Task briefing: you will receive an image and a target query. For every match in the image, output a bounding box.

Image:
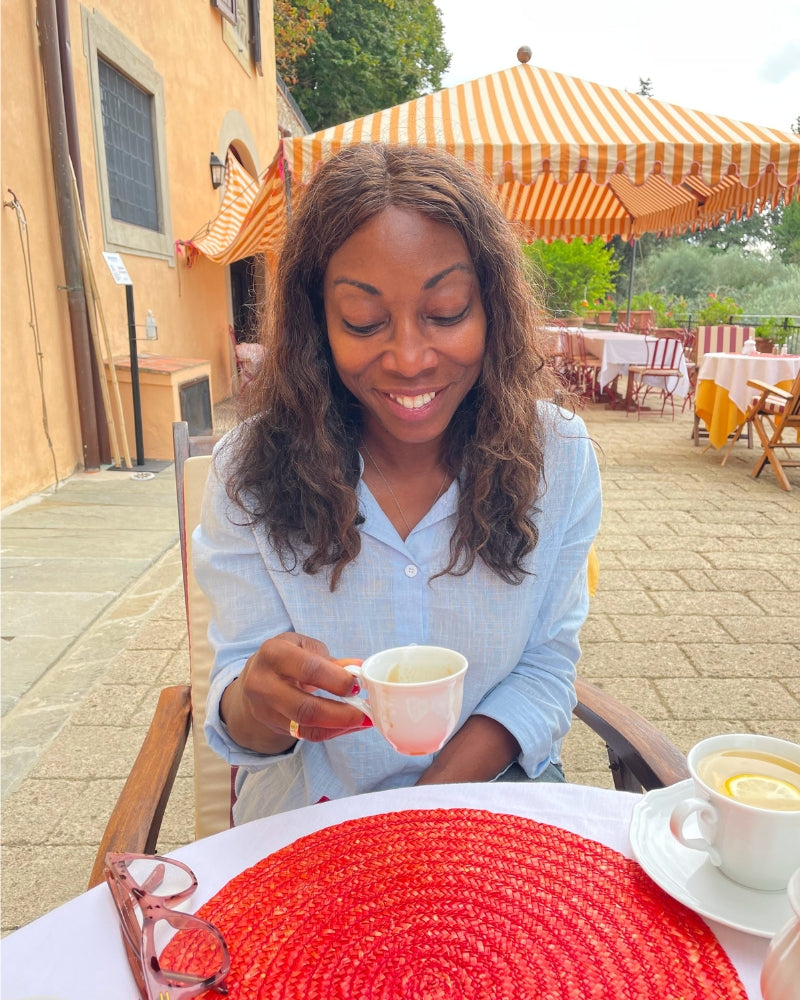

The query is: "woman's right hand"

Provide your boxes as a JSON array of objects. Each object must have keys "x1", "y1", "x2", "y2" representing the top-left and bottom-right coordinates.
[{"x1": 219, "y1": 632, "x2": 369, "y2": 754}]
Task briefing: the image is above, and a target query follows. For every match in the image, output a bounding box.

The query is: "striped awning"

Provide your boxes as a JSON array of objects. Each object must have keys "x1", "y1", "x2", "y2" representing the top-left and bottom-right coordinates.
[
  {"x1": 177, "y1": 149, "x2": 287, "y2": 265},
  {"x1": 282, "y1": 62, "x2": 800, "y2": 243}
]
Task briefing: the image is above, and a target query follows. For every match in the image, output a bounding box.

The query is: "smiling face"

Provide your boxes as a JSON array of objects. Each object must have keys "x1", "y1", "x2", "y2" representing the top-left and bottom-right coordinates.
[{"x1": 323, "y1": 206, "x2": 486, "y2": 454}]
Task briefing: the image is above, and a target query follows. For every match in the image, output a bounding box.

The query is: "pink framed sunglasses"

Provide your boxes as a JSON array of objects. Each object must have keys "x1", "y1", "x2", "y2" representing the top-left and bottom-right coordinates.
[{"x1": 104, "y1": 852, "x2": 230, "y2": 1000}]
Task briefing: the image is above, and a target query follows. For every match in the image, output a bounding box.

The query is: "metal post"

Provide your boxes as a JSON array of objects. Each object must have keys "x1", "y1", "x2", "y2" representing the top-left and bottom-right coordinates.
[
  {"x1": 625, "y1": 239, "x2": 636, "y2": 328},
  {"x1": 125, "y1": 284, "x2": 145, "y2": 465}
]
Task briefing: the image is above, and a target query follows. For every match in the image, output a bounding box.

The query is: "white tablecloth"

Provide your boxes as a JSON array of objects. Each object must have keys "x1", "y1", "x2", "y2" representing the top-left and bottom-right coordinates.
[
  {"x1": 568, "y1": 329, "x2": 690, "y2": 396},
  {"x1": 0, "y1": 783, "x2": 768, "y2": 999},
  {"x1": 697, "y1": 352, "x2": 800, "y2": 413}
]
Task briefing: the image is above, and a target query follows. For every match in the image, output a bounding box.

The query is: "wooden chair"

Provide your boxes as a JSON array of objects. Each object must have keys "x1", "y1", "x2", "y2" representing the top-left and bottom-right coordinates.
[
  {"x1": 745, "y1": 370, "x2": 800, "y2": 491},
  {"x1": 626, "y1": 335, "x2": 685, "y2": 419},
  {"x1": 88, "y1": 422, "x2": 689, "y2": 888},
  {"x1": 719, "y1": 380, "x2": 779, "y2": 467}
]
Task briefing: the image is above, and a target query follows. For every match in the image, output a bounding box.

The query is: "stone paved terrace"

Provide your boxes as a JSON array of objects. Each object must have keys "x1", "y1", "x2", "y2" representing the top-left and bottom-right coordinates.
[{"x1": 1, "y1": 400, "x2": 798, "y2": 935}]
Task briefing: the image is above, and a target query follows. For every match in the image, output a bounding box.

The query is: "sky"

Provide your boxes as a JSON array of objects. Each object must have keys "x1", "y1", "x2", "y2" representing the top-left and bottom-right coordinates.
[{"x1": 434, "y1": 0, "x2": 800, "y2": 134}]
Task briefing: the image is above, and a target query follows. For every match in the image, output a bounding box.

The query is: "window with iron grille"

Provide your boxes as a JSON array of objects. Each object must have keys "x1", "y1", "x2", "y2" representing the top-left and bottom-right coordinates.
[
  {"x1": 98, "y1": 58, "x2": 159, "y2": 231},
  {"x1": 82, "y1": 8, "x2": 173, "y2": 262}
]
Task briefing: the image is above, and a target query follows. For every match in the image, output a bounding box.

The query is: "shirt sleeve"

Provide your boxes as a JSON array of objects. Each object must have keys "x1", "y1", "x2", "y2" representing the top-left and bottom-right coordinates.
[
  {"x1": 192, "y1": 439, "x2": 300, "y2": 768},
  {"x1": 472, "y1": 411, "x2": 602, "y2": 777}
]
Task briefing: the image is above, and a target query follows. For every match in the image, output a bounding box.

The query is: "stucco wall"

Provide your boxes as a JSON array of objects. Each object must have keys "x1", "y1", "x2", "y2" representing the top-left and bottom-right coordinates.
[{"x1": 1, "y1": 0, "x2": 278, "y2": 506}]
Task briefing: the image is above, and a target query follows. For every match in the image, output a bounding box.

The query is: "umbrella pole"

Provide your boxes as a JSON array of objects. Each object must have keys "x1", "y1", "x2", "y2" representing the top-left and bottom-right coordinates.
[{"x1": 625, "y1": 239, "x2": 636, "y2": 328}]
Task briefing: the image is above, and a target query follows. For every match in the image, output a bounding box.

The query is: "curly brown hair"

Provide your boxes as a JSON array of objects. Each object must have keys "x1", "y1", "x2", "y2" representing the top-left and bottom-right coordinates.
[{"x1": 227, "y1": 144, "x2": 562, "y2": 590}]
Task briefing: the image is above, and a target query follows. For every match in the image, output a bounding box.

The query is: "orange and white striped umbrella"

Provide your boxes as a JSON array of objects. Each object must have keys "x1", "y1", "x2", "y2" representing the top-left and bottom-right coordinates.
[
  {"x1": 282, "y1": 62, "x2": 800, "y2": 242},
  {"x1": 182, "y1": 63, "x2": 800, "y2": 261},
  {"x1": 178, "y1": 149, "x2": 288, "y2": 265}
]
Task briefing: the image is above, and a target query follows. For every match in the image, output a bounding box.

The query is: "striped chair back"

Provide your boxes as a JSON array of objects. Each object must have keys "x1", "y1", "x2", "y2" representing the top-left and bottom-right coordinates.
[{"x1": 694, "y1": 325, "x2": 755, "y2": 365}]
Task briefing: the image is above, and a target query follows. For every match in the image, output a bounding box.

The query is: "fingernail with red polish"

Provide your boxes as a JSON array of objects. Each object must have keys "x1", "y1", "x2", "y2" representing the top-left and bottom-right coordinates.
[
  {"x1": 349, "y1": 681, "x2": 361, "y2": 697},
  {"x1": 360, "y1": 715, "x2": 373, "y2": 728}
]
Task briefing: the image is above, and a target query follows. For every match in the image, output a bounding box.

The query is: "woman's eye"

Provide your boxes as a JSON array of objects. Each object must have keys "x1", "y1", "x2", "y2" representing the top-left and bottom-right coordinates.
[
  {"x1": 430, "y1": 306, "x2": 469, "y2": 326},
  {"x1": 343, "y1": 319, "x2": 382, "y2": 335}
]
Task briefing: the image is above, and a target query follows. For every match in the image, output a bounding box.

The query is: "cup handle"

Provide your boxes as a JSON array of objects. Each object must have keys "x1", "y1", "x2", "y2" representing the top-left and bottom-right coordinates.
[
  {"x1": 336, "y1": 663, "x2": 373, "y2": 720},
  {"x1": 669, "y1": 797, "x2": 722, "y2": 867}
]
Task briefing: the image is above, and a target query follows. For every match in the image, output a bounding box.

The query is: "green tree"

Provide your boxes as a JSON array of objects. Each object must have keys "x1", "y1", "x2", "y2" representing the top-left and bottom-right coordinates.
[
  {"x1": 637, "y1": 77, "x2": 653, "y2": 97},
  {"x1": 679, "y1": 210, "x2": 779, "y2": 254},
  {"x1": 274, "y1": 1, "x2": 331, "y2": 85},
  {"x1": 638, "y1": 239, "x2": 795, "y2": 309},
  {"x1": 285, "y1": 0, "x2": 450, "y2": 130},
  {"x1": 772, "y1": 201, "x2": 800, "y2": 265},
  {"x1": 523, "y1": 239, "x2": 619, "y2": 316}
]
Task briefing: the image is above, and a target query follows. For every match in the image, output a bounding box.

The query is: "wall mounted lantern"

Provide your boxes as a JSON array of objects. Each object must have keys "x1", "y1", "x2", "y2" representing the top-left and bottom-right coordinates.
[{"x1": 209, "y1": 152, "x2": 225, "y2": 189}]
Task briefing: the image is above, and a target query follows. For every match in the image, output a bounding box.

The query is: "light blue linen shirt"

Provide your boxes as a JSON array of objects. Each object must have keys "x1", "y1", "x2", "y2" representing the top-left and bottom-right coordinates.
[{"x1": 194, "y1": 404, "x2": 601, "y2": 823}]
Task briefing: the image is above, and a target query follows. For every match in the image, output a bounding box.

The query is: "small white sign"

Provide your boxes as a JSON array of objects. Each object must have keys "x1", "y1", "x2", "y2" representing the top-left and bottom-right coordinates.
[{"x1": 102, "y1": 252, "x2": 132, "y2": 285}]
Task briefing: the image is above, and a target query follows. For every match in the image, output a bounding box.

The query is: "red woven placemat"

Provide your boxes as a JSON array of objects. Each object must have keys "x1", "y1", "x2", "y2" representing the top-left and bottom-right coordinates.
[{"x1": 165, "y1": 808, "x2": 747, "y2": 999}]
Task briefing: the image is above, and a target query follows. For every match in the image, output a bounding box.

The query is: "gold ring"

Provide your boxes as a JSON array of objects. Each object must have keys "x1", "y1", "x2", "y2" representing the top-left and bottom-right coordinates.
[{"x1": 289, "y1": 719, "x2": 301, "y2": 740}]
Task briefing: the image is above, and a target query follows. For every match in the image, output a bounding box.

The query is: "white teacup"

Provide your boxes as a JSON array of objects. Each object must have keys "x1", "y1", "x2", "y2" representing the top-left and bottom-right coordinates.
[
  {"x1": 338, "y1": 645, "x2": 467, "y2": 756},
  {"x1": 669, "y1": 734, "x2": 800, "y2": 891}
]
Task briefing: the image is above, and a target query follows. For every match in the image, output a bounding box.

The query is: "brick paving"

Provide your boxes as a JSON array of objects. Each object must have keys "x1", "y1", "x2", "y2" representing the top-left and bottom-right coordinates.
[{"x1": 1, "y1": 400, "x2": 798, "y2": 935}]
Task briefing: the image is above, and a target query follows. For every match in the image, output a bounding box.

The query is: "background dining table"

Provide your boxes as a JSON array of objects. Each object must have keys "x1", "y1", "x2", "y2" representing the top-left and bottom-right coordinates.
[
  {"x1": 0, "y1": 782, "x2": 771, "y2": 1000},
  {"x1": 695, "y1": 351, "x2": 800, "y2": 449},
  {"x1": 549, "y1": 327, "x2": 691, "y2": 407},
  {"x1": 578, "y1": 328, "x2": 689, "y2": 397}
]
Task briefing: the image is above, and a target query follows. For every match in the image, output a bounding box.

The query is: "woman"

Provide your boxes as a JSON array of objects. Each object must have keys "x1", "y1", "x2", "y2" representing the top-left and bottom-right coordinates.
[{"x1": 194, "y1": 144, "x2": 602, "y2": 822}]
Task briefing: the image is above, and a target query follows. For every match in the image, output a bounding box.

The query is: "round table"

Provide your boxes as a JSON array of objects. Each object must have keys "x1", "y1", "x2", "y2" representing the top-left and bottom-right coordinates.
[{"x1": 0, "y1": 783, "x2": 770, "y2": 999}]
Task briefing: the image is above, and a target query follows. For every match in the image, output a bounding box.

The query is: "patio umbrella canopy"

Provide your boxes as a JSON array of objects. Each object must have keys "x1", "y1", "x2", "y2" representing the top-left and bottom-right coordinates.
[
  {"x1": 177, "y1": 152, "x2": 288, "y2": 266},
  {"x1": 182, "y1": 61, "x2": 800, "y2": 263}
]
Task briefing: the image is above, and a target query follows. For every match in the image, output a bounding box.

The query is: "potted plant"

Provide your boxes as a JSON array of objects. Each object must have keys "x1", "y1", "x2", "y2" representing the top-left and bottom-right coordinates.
[{"x1": 754, "y1": 318, "x2": 792, "y2": 353}]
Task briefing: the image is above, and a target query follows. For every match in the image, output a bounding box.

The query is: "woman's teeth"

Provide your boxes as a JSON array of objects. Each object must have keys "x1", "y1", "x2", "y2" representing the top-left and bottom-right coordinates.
[{"x1": 389, "y1": 391, "x2": 436, "y2": 410}]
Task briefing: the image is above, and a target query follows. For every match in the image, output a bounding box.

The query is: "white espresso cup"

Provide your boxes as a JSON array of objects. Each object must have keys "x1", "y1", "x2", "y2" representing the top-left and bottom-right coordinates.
[
  {"x1": 337, "y1": 645, "x2": 468, "y2": 756},
  {"x1": 669, "y1": 733, "x2": 800, "y2": 892}
]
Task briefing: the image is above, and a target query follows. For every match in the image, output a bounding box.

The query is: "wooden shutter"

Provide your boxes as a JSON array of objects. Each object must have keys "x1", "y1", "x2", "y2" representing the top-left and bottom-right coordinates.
[
  {"x1": 249, "y1": 0, "x2": 262, "y2": 76},
  {"x1": 211, "y1": 0, "x2": 237, "y2": 26}
]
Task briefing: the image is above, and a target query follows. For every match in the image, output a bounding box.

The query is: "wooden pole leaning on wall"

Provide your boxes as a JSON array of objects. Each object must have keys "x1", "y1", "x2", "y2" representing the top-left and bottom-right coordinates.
[{"x1": 69, "y1": 163, "x2": 132, "y2": 469}]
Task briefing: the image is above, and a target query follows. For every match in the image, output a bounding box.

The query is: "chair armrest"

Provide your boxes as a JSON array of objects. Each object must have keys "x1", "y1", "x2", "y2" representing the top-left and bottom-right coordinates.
[
  {"x1": 88, "y1": 685, "x2": 192, "y2": 888},
  {"x1": 573, "y1": 678, "x2": 689, "y2": 792},
  {"x1": 746, "y1": 379, "x2": 792, "y2": 402}
]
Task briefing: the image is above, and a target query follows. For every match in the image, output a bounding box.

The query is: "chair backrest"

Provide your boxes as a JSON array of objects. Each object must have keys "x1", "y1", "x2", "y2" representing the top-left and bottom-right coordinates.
[
  {"x1": 173, "y1": 422, "x2": 235, "y2": 840},
  {"x1": 574, "y1": 331, "x2": 590, "y2": 365},
  {"x1": 694, "y1": 325, "x2": 755, "y2": 365},
  {"x1": 778, "y1": 370, "x2": 800, "y2": 424},
  {"x1": 646, "y1": 335, "x2": 683, "y2": 371},
  {"x1": 681, "y1": 329, "x2": 697, "y2": 364}
]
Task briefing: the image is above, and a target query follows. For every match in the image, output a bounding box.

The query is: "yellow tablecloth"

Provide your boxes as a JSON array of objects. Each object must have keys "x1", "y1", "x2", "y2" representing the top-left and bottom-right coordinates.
[{"x1": 695, "y1": 353, "x2": 800, "y2": 449}]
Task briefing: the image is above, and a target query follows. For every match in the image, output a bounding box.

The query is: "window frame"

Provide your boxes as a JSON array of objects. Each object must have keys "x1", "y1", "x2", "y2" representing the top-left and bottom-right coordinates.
[
  {"x1": 82, "y1": 8, "x2": 174, "y2": 263},
  {"x1": 211, "y1": 0, "x2": 238, "y2": 26}
]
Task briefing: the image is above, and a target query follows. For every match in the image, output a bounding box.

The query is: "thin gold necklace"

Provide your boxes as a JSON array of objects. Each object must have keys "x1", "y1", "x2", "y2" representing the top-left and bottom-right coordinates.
[{"x1": 361, "y1": 444, "x2": 449, "y2": 536}]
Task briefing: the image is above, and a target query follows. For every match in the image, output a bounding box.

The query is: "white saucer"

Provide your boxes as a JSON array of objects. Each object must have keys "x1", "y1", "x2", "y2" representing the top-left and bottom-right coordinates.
[{"x1": 630, "y1": 779, "x2": 792, "y2": 938}]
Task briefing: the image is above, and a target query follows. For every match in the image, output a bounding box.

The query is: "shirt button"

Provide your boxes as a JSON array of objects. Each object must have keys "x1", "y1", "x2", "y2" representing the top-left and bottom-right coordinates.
[{"x1": 404, "y1": 564, "x2": 418, "y2": 578}]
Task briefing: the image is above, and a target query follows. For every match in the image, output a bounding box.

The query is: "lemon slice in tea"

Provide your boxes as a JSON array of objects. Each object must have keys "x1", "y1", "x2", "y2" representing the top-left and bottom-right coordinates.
[{"x1": 724, "y1": 773, "x2": 800, "y2": 809}]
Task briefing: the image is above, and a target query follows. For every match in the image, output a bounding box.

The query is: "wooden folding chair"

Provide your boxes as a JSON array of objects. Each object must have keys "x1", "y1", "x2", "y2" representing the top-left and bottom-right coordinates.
[
  {"x1": 88, "y1": 423, "x2": 689, "y2": 887},
  {"x1": 746, "y1": 370, "x2": 800, "y2": 491},
  {"x1": 89, "y1": 423, "x2": 233, "y2": 888}
]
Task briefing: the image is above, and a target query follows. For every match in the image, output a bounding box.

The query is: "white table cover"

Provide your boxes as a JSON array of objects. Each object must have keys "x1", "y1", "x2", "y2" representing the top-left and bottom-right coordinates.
[
  {"x1": 0, "y1": 783, "x2": 768, "y2": 1000},
  {"x1": 697, "y1": 352, "x2": 800, "y2": 413},
  {"x1": 547, "y1": 327, "x2": 691, "y2": 397}
]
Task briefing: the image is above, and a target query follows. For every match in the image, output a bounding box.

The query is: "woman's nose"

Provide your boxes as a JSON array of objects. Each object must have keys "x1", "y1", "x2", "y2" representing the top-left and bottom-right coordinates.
[{"x1": 383, "y1": 317, "x2": 436, "y2": 375}]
